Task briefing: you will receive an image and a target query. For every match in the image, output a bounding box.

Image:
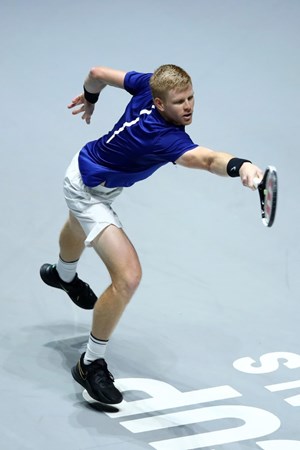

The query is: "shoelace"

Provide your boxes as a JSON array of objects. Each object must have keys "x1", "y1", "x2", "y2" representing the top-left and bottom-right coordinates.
[
  {"x1": 89, "y1": 360, "x2": 115, "y2": 383},
  {"x1": 73, "y1": 278, "x2": 93, "y2": 295}
]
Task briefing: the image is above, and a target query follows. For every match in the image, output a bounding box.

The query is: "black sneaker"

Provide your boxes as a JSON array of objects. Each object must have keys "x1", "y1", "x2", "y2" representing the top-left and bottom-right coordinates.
[
  {"x1": 71, "y1": 353, "x2": 123, "y2": 404},
  {"x1": 40, "y1": 263, "x2": 97, "y2": 310}
]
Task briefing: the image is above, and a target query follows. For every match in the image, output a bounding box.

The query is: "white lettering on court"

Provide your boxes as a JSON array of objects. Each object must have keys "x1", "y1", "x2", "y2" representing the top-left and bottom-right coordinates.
[
  {"x1": 265, "y1": 379, "x2": 300, "y2": 406},
  {"x1": 233, "y1": 352, "x2": 300, "y2": 374},
  {"x1": 106, "y1": 378, "x2": 279, "y2": 449},
  {"x1": 106, "y1": 378, "x2": 241, "y2": 419},
  {"x1": 142, "y1": 405, "x2": 280, "y2": 449},
  {"x1": 81, "y1": 351, "x2": 300, "y2": 448}
]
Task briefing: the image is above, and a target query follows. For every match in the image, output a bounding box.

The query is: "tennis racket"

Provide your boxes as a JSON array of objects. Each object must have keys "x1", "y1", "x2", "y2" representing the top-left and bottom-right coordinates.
[{"x1": 253, "y1": 166, "x2": 278, "y2": 227}]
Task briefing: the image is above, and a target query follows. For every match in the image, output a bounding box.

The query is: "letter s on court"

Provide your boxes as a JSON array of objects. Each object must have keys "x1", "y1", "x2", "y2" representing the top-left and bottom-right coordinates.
[{"x1": 233, "y1": 352, "x2": 300, "y2": 374}]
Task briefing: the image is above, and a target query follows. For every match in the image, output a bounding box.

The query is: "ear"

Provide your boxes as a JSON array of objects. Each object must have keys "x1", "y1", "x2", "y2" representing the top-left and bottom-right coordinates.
[{"x1": 154, "y1": 97, "x2": 165, "y2": 112}]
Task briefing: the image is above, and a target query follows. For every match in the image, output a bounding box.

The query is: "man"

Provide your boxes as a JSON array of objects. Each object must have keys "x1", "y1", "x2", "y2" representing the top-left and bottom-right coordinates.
[{"x1": 40, "y1": 64, "x2": 263, "y2": 405}]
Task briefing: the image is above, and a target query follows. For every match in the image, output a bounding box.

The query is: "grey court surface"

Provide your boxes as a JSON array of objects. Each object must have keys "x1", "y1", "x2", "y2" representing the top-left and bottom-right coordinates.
[{"x1": 1, "y1": 1, "x2": 300, "y2": 449}]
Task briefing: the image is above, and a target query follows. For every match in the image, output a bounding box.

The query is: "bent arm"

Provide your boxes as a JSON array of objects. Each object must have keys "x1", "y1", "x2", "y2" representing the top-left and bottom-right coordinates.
[
  {"x1": 68, "y1": 66, "x2": 127, "y2": 124},
  {"x1": 84, "y1": 66, "x2": 127, "y2": 94}
]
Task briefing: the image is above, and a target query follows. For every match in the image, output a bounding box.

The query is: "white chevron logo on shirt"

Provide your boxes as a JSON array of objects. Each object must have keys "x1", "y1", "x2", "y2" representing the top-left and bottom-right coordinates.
[{"x1": 107, "y1": 106, "x2": 154, "y2": 144}]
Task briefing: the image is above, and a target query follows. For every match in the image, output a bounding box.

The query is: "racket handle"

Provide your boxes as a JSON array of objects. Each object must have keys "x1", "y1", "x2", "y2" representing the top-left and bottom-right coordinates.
[{"x1": 253, "y1": 177, "x2": 261, "y2": 188}]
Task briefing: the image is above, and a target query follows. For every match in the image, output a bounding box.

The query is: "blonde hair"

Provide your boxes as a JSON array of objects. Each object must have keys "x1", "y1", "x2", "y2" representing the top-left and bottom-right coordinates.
[{"x1": 150, "y1": 64, "x2": 192, "y2": 100}]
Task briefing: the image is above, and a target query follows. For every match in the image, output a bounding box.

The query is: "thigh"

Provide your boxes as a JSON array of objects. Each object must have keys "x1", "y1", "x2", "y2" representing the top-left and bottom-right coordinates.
[
  {"x1": 63, "y1": 153, "x2": 123, "y2": 247},
  {"x1": 92, "y1": 225, "x2": 141, "y2": 279},
  {"x1": 68, "y1": 212, "x2": 87, "y2": 240}
]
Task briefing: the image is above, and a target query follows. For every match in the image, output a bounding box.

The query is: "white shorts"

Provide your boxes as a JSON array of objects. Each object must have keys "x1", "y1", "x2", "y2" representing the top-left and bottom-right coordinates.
[{"x1": 63, "y1": 153, "x2": 123, "y2": 246}]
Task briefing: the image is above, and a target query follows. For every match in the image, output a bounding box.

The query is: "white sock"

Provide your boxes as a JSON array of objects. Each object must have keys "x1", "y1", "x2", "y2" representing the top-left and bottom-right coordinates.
[
  {"x1": 56, "y1": 256, "x2": 78, "y2": 283},
  {"x1": 84, "y1": 333, "x2": 108, "y2": 365}
]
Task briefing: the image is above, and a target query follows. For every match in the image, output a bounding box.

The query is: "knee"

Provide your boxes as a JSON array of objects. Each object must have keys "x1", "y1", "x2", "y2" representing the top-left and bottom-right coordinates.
[{"x1": 114, "y1": 266, "x2": 142, "y2": 301}]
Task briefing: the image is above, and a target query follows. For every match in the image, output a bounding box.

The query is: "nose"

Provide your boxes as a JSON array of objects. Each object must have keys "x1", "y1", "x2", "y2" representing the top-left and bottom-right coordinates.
[{"x1": 184, "y1": 99, "x2": 192, "y2": 110}]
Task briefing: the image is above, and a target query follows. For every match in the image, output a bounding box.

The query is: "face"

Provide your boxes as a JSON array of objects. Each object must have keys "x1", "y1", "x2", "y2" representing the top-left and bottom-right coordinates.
[{"x1": 155, "y1": 84, "x2": 195, "y2": 126}]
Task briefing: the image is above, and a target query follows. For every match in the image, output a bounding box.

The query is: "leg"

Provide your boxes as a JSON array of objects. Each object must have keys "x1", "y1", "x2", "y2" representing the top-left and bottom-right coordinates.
[
  {"x1": 40, "y1": 212, "x2": 97, "y2": 309},
  {"x1": 59, "y1": 212, "x2": 86, "y2": 262},
  {"x1": 91, "y1": 224, "x2": 142, "y2": 340},
  {"x1": 71, "y1": 224, "x2": 141, "y2": 404}
]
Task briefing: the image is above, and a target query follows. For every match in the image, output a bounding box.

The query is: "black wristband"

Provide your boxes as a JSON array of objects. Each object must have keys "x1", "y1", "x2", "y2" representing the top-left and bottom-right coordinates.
[
  {"x1": 227, "y1": 158, "x2": 252, "y2": 177},
  {"x1": 83, "y1": 86, "x2": 100, "y2": 104}
]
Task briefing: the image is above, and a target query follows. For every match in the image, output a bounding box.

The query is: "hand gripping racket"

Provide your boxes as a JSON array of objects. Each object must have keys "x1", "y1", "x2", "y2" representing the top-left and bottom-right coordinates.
[{"x1": 253, "y1": 166, "x2": 278, "y2": 227}]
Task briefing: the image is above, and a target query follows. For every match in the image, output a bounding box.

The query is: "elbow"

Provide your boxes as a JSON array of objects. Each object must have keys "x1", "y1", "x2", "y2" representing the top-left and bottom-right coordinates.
[
  {"x1": 184, "y1": 153, "x2": 213, "y2": 171},
  {"x1": 88, "y1": 66, "x2": 108, "y2": 80},
  {"x1": 206, "y1": 156, "x2": 215, "y2": 173}
]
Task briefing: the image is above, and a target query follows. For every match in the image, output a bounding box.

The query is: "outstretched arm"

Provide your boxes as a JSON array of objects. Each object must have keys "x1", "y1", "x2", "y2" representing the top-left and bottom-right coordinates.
[
  {"x1": 67, "y1": 66, "x2": 126, "y2": 124},
  {"x1": 176, "y1": 146, "x2": 263, "y2": 190}
]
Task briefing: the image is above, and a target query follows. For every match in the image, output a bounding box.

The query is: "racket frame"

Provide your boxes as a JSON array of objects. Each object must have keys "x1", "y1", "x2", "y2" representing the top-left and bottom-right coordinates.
[{"x1": 256, "y1": 165, "x2": 278, "y2": 227}]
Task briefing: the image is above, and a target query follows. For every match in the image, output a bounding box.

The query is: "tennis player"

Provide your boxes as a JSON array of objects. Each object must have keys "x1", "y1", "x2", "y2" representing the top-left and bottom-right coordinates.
[{"x1": 40, "y1": 64, "x2": 263, "y2": 404}]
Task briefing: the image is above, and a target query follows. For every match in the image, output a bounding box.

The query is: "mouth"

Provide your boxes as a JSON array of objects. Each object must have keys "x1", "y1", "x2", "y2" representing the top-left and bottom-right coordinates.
[{"x1": 183, "y1": 113, "x2": 192, "y2": 120}]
